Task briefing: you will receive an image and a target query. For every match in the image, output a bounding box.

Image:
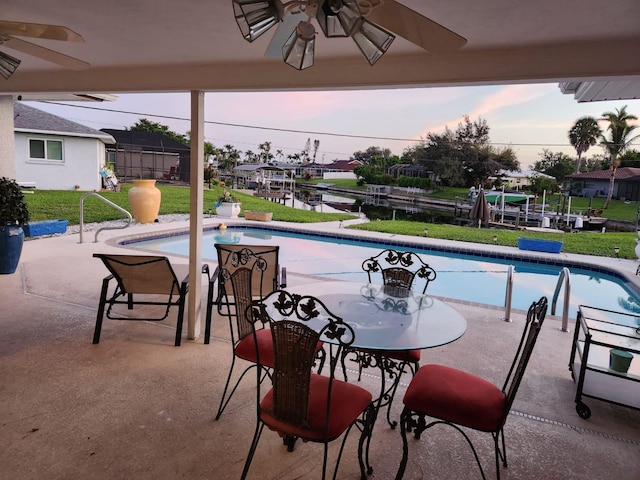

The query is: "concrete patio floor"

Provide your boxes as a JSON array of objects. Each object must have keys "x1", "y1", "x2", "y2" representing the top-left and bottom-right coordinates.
[{"x1": 1, "y1": 217, "x2": 639, "y2": 479}]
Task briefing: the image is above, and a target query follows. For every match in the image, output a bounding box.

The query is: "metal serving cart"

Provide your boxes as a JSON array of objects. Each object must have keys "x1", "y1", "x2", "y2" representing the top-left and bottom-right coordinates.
[{"x1": 569, "y1": 305, "x2": 640, "y2": 419}]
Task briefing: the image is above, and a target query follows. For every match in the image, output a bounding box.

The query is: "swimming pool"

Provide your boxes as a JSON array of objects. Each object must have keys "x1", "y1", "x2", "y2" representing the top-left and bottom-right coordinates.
[{"x1": 122, "y1": 225, "x2": 640, "y2": 326}]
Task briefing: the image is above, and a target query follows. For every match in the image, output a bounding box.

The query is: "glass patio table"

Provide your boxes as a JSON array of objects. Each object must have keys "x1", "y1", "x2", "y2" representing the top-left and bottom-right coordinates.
[
  {"x1": 284, "y1": 281, "x2": 468, "y2": 431},
  {"x1": 287, "y1": 281, "x2": 467, "y2": 351}
]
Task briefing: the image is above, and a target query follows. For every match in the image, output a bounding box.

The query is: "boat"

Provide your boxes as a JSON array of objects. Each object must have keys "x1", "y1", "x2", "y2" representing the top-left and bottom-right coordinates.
[{"x1": 484, "y1": 191, "x2": 534, "y2": 204}]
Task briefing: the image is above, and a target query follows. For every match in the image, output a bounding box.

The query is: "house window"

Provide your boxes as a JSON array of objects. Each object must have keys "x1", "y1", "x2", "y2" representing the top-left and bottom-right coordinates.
[{"x1": 29, "y1": 138, "x2": 64, "y2": 162}]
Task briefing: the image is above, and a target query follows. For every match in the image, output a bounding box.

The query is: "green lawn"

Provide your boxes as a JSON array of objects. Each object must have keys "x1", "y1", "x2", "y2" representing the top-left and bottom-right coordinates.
[
  {"x1": 350, "y1": 220, "x2": 639, "y2": 259},
  {"x1": 23, "y1": 183, "x2": 640, "y2": 259},
  {"x1": 24, "y1": 184, "x2": 353, "y2": 225}
]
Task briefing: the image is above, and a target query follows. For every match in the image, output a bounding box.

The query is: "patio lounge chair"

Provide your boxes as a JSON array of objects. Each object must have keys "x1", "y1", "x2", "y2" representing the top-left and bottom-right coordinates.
[{"x1": 92, "y1": 253, "x2": 209, "y2": 347}]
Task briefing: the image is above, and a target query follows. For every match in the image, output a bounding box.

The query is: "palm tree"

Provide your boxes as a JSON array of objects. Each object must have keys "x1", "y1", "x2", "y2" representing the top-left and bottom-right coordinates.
[
  {"x1": 601, "y1": 106, "x2": 639, "y2": 209},
  {"x1": 568, "y1": 116, "x2": 601, "y2": 174}
]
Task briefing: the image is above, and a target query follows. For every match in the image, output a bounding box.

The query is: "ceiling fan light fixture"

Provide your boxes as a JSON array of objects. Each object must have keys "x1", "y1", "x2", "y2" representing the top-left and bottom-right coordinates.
[
  {"x1": 233, "y1": 0, "x2": 280, "y2": 42},
  {"x1": 351, "y1": 18, "x2": 395, "y2": 65},
  {"x1": 317, "y1": 0, "x2": 360, "y2": 38},
  {"x1": 282, "y1": 20, "x2": 315, "y2": 70},
  {"x1": 0, "y1": 50, "x2": 21, "y2": 79}
]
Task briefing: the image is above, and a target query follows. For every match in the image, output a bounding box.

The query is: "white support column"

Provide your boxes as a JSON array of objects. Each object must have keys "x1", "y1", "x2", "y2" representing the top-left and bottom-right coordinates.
[
  {"x1": 0, "y1": 96, "x2": 16, "y2": 179},
  {"x1": 188, "y1": 91, "x2": 205, "y2": 340}
]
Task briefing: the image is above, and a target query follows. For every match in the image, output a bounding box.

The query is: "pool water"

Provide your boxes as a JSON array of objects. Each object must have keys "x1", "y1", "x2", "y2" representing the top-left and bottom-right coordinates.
[{"x1": 126, "y1": 226, "x2": 640, "y2": 326}]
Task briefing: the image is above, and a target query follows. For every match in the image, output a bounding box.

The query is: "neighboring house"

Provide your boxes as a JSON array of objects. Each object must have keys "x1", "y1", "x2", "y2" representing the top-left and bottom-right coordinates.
[
  {"x1": 13, "y1": 102, "x2": 116, "y2": 190},
  {"x1": 387, "y1": 163, "x2": 431, "y2": 179},
  {"x1": 489, "y1": 169, "x2": 554, "y2": 190},
  {"x1": 324, "y1": 159, "x2": 362, "y2": 171},
  {"x1": 565, "y1": 167, "x2": 640, "y2": 201},
  {"x1": 101, "y1": 129, "x2": 191, "y2": 183},
  {"x1": 296, "y1": 162, "x2": 327, "y2": 178}
]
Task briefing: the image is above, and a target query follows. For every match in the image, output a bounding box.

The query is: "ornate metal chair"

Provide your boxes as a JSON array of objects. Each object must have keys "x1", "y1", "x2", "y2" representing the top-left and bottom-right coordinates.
[
  {"x1": 92, "y1": 253, "x2": 209, "y2": 347},
  {"x1": 349, "y1": 249, "x2": 437, "y2": 428},
  {"x1": 395, "y1": 296, "x2": 548, "y2": 480},
  {"x1": 206, "y1": 245, "x2": 278, "y2": 420},
  {"x1": 241, "y1": 290, "x2": 376, "y2": 480},
  {"x1": 204, "y1": 244, "x2": 285, "y2": 345}
]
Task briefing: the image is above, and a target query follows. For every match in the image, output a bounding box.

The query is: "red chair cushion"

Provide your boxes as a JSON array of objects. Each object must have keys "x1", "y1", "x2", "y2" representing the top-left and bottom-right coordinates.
[
  {"x1": 260, "y1": 374, "x2": 373, "y2": 442},
  {"x1": 235, "y1": 329, "x2": 275, "y2": 367},
  {"x1": 358, "y1": 348, "x2": 421, "y2": 363},
  {"x1": 235, "y1": 330, "x2": 323, "y2": 370},
  {"x1": 403, "y1": 364, "x2": 507, "y2": 432},
  {"x1": 380, "y1": 349, "x2": 420, "y2": 363}
]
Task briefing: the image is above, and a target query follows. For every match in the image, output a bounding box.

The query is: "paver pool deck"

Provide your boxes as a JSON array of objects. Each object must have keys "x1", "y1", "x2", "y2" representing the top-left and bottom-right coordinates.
[{"x1": 1, "y1": 216, "x2": 639, "y2": 479}]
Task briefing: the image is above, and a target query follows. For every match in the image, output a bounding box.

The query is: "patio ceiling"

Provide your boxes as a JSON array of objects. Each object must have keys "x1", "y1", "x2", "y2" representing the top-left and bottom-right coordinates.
[{"x1": 0, "y1": 0, "x2": 639, "y2": 96}]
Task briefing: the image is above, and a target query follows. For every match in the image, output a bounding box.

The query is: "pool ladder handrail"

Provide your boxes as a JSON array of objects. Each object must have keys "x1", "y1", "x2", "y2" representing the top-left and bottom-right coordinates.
[
  {"x1": 552, "y1": 266, "x2": 571, "y2": 332},
  {"x1": 503, "y1": 265, "x2": 570, "y2": 329},
  {"x1": 503, "y1": 265, "x2": 514, "y2": 322},
  {"x1": 79, "y1": 192, "x2": 132, "y2": 243}
]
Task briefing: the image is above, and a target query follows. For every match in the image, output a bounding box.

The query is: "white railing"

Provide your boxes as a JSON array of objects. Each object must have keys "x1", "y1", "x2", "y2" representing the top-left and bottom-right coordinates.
[{"x1": 79, "y1": 192, "x2": 132, "y2": 243}]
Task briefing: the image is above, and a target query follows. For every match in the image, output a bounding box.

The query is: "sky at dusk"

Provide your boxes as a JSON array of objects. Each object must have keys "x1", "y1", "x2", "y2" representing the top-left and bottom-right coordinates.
[{"x1": 27, "y1": 83, "x2": 640, "y2": 169}]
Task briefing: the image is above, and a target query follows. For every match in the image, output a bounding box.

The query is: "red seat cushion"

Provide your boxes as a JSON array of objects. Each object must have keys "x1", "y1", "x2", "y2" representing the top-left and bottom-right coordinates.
[
  {"x1": 403, "y1": 364, "x2": 507, "y2": 432},
  {"x1": 358, "y1": 348, "x2": 421, "y2": 363},
  {"x1": 235, "y1": 329, "x2": 275, "y2": 367},
  {"x1": 235, "y1": 330, "x2": 323, "y2": 369},
  {"x1": 260, "y1": 374, "x2": 373, "y2": 442},
  {"x1": 379, "y1": 349, "x2": 420, "y2": 363}
]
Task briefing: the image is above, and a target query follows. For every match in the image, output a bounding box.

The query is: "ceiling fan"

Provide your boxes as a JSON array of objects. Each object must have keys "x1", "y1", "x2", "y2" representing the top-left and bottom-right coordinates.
[
  {"x1": 0, "y1": 20, "x2": 90, "y2": 79},
  {"x1": 233, "y1": 0, "x2": 467, "y2": 70}
]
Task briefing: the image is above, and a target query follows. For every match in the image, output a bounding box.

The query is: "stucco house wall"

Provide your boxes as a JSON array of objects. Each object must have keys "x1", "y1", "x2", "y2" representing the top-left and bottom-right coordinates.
[
  {"x1": 14, "y1": 132, "x2": 109, "y2": 190},
  {"x1": 13, "y1": 102, "x2": 115, "y2": 190}
]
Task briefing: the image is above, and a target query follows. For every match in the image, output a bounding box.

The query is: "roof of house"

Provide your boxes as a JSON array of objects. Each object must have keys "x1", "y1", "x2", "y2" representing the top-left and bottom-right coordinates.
[
  {"x1": 324, "y1": 159, "x2": 362, "y2": 171},
  {"x1": 13, "y1": 102, "x2": 115, "y2": 144},
  {"x1": 495, "y1": 169, "x2": 555, "y2": 179},
  {"x1": 567, "y1": 167, "x2": 640, "y2": 181},
  {"x1": 101, "y1": 129, "x2": 189, "y2": 152}
]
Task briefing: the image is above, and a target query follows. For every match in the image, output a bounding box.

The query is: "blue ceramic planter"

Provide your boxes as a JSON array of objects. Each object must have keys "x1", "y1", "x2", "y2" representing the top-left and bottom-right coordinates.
[{"x1": 0, "y1": 224, "x2": 25, "y2": 274}]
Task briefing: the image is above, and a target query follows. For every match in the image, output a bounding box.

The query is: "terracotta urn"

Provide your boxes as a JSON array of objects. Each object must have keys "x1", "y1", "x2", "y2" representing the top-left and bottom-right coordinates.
[{"x1": 128, "y1": 179, "x2": 161, "y2": 223}]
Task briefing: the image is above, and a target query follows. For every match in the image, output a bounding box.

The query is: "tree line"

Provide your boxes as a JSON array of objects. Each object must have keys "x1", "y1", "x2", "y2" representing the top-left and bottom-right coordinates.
[
  {"x1": 536, "y1": 105, "x2": 638, "y2": 209},
  {"x1": 127, "y1": 108, "x2": 639, "y2": 210}
]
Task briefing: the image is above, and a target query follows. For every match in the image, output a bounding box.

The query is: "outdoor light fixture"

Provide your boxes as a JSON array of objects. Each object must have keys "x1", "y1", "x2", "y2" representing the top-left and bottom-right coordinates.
[
  {"x1": 423, "y1": 228, "x2": 428, "y2": 237},
  {"x1": 316, "y1": 0, "x2": 360, "y2": 37},
  {"x1": 232, "y1": 0, "x2": 396, "y2": 70},
  {"x1": 350, "y1": 17, "x2": 394, "y2": 65},
  {"x1": 493, "y1": 235, "x2": 498, "y2": 245},
  {"x1": 0, "y1": 51, "x2": 20, "y2": 79},
  {"x1": 614, "y1": 246, "x2": 620, "y2": 258},
  {"x1": 282, "y1": 20, "x2": 316, "y2": 70},
  {"x1": 232, "y1": 0, "x2": 280, "y2": 42}
]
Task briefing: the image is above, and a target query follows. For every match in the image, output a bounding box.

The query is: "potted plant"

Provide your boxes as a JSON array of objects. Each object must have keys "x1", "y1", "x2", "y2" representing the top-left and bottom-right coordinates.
[
  {"x1": 215, "y1": 190, "x2": 241, "y2": 218},
  {"x1": 0, "y1": 177, "x2": 30, "y2": 274}
]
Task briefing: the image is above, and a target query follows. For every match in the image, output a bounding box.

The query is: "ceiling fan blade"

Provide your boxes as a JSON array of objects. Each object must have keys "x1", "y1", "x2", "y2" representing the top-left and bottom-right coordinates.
[
  {"x1": 264, "y1": 12, "x2": 305, "y2": 58},
  {"x1": 366, "y1": 0, "x2": 466, "y2": 53},
  {"x1": 3, "y1": 37, "x2": 90, "y2": 70},
  {"x1": 0, "y1": 21, "x2": 84, "y2": 42}
]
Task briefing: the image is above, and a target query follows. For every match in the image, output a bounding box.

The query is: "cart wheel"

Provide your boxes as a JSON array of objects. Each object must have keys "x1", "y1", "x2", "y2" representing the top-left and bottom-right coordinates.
[{"x1": 576, "y1": 401, "x2": 591, "y2": 419}]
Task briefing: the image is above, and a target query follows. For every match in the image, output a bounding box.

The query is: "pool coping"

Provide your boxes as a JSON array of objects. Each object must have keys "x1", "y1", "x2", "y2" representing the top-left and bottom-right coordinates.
[{"x1": 108, "y1": 218, "x2": 640, "y2": 303}]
